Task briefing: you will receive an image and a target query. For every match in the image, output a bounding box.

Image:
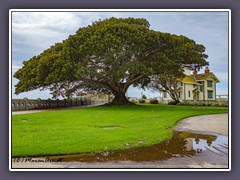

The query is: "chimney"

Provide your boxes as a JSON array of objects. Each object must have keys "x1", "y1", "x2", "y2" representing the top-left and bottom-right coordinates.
[
  {"x1": 193, "y1": 69, "x2": 198, "y2": 75},
  {"x1": 205, "y1": 66, "x2": 210, "y2": 74}
]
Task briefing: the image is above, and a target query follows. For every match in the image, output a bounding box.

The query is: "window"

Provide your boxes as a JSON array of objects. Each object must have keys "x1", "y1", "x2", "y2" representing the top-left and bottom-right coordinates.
[
  {"x1": 180, "y1": 82, "x2": 183, "y2": 86},
  {"x1": 207, "y1": 80, "x2": 213, "y2": 87},
  {"x1": 163, "y1": 92, "x2": 167, "y2": 98},
  {"x1": 188, "y1": 91, "x2": 191, "y2": 97},
  {"x1": 178, "y1": 92, "x2": 181, "y2": 98},
  {"x1": 200, "y1": 86, "x2": 203, "y2": 92},
  {"x1": 208, "y1": 91, "x2": 213, "y2": 99}
]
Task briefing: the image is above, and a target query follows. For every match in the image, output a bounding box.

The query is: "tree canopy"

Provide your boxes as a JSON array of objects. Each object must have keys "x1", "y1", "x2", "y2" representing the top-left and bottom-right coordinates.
[{"x1": 14, "y1": 17, "x2": 208, "y2": 105}]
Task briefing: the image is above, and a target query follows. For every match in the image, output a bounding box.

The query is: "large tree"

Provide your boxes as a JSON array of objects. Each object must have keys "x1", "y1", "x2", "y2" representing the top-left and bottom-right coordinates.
[{"x1": 14, "y1": 17, "x2": 208, "y2": 105}]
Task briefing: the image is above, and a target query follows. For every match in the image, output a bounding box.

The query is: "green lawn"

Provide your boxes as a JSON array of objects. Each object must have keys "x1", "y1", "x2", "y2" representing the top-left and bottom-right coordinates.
[{"x1": 12, "y1": 104, "x2": 228, "y2": 157}]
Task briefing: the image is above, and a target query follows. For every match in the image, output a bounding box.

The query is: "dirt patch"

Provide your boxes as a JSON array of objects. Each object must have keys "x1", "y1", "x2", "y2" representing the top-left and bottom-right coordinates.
[{"x1": 95, "y1": 126, "x2": 123, "y2": 129}]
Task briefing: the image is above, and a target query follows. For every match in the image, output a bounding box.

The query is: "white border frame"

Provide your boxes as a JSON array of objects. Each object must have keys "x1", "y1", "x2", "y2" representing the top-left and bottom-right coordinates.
[{"x1": 9, "y1": 9, "x2": 231, "y2": 171}]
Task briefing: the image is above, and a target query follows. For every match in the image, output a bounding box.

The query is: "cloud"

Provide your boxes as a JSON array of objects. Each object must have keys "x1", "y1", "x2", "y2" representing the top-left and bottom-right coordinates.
[
  {"x1": 12, "y1": 88, "x2": 53, "y2": 100},
  {"x1": 127, "y1": 85, "x2": 161, "y2": 99},
  {"x1": 214, "y1": 72, "x2": 229, "y2": 82},
  {"x1": 215, "y1": 86, "x2": 228, "y2": 95},
  {"x1": 12, "y1": 12, "x2": 104, "y2": 54},
  {"x1": 12, "y1": 65, "x2": 21, "y2": 74},
  {"x1": 12, "y1": 12, "x2": 83, "y2": 34},
  {"x1": 12, "y1": 12, "x2": 80, "y2": 52}
]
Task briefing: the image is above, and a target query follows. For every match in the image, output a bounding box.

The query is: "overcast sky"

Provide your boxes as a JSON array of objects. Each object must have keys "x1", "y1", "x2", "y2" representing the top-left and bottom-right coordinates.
[{"x1": 11, "y1": 11, "x2": 229, "y2": 99}]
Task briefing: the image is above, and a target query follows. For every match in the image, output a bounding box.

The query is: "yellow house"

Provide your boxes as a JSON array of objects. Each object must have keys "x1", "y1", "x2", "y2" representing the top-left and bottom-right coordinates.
[{"x1": 162, "y1": 67, "x2": 220, "y2": 101}]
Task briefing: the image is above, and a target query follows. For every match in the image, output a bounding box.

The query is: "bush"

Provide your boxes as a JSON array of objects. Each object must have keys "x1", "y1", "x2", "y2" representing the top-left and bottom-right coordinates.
[
  {"x1": 138, "y1": 99, "x2": 145, "y2": 103},
  {"x1": 177, "y1": 101, "x2": 228, "y2": 107},
  {"x1": 130, "y1": 99, "x2": 138, "y2": 104},
  {"x1": 220, "y1": 102, "x2": 228, "y2": 107},
  {"x1": 149, "y1": 98, "x2": 158, "y2": 104},
  {"x1": 168, "y1": 101, "x2": 178, "y2": 105},
  {"x1": 176, "y1": 101, "x2": 190, "y2": 106}
]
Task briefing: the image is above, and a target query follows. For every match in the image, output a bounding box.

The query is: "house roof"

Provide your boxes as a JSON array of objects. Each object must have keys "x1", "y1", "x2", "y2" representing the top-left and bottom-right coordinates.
[
  {"x1": 181, "y1": 72, "x2": 220, "y2": 84},
  {"x1": 194, "y1": 72, "x2": 220, "y2": 83},
  {"x1": 182, "y1": 76, "x2": 196, "y2": 83}
]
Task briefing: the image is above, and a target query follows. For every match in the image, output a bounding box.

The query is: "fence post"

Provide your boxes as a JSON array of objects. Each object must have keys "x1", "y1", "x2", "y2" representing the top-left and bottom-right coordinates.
[
  {"x1": 23, "y1": 97, "x2": 28, "y2": 110},
  {"x1": 64, "y1": 99, "x2": 67, "y2": 107},
  {"x1": 48, "y1": 98, "x2": 51, "y2": 108},
  {"x1": 80, "y1": 97, "x2": 83, "y2": 106},
  {"x1": 37, "y1": 98, "x2": 41, "y2": 109},
  {"x1": 83, "y1": 98, "x2": 86, "y2": 106},
  {"x1": 57, "y1": 99, "x2": 59, "y2": 108},
  {"x1": 12, "y1": 100, "x2": 15, "y2": 111}
]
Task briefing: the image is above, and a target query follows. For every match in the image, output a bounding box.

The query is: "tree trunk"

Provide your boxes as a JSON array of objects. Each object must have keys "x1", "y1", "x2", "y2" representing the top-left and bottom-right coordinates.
[
  {"x1": 167, "y1": 90, "x2": 180, "y2": 104},
  {"x1": 173, "y1": 99, "x2": 180, "y2": 104},
  {"x1": 172, "y1": 93, "x2": 180, "y2": 104},
  {"x1": 108, "y1": 91, "x2": 134, "y2": 105}
]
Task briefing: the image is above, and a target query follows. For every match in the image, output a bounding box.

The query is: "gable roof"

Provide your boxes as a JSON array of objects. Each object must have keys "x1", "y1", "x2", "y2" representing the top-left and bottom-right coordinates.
[
  {"x1": 194, "y1": 72, "x2": 220, "y2": 83},
  {"x1": 182, "y1": 76, "x2": 196, "y2": 83},
  {"x1": 181, "y1": 72, "x2": 220, "y2": 84}
]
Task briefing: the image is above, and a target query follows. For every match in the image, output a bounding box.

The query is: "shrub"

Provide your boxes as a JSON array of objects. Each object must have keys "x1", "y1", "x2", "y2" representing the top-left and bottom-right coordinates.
[
  {"x1": 220, "y1": 102, "x2": 228, "y2": 107},
  {"x1": 138, "y1": 99, "x2": 145, "y2": 103},
  {"x1": 142, "y1": 94, "x2": 147, "y2": 99},
  {"x1": 177, "y1": 101, "x2": 190, "y2": 106},
  {"x1": 168, "y1": 101, "x2": 178, "y2": 105},
  {"x1": 149, "y1": 98, "x2": 158, "y2": 104},
  {"x1": 177, "y1": 101, "x2": 229, "y2": 107},
  {"x1": 130, "y1": 99, "x2": 138, "y2": 104}
]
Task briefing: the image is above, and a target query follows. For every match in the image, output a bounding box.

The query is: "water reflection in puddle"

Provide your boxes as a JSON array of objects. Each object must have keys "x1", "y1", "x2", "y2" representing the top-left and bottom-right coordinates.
[{"x1": 46, "y1": 131, "x2": 228, "y2": 162}]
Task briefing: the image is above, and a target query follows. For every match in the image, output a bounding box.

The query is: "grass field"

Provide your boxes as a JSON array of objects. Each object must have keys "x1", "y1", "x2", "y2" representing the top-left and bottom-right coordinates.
[{"x1": 12, "y1": 104, "x2": 228, "y2": 157}]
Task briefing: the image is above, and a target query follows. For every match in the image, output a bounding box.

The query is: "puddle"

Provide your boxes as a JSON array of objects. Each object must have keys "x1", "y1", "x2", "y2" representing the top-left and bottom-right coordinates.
[{"x1": 46, "y1": 131, "x2": 228, "y2": 162}]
